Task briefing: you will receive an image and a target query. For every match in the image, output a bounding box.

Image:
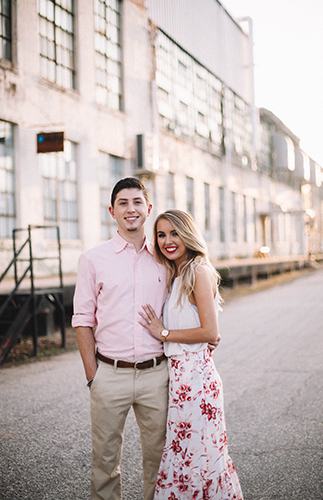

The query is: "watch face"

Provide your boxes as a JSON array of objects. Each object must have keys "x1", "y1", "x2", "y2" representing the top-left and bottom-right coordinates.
[{"x1": 161, "y1": 329, "x2": 169, "y2": 341}]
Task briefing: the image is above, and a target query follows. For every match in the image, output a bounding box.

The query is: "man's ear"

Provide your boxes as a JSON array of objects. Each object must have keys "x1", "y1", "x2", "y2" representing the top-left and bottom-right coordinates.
[
  {"x1": 109, "y1": 206, "x2": 115, "y2": 219},
  {"x1": 147, "y1": 204, "x2": 152, "y2": 216}
]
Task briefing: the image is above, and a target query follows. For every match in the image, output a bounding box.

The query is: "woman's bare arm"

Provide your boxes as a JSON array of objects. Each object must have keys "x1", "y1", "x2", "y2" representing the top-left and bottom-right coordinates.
[{"x1": 139, "y1": 266, "x2": 220, "y2": 344}]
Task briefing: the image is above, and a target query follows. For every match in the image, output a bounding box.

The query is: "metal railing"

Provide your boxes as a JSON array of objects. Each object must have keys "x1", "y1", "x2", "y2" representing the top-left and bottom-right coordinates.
[{"x1": 0, "y1": 225, "x2": 65, "y2": 362}]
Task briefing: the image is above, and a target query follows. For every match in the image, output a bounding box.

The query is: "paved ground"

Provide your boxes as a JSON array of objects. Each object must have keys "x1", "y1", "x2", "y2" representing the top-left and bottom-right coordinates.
[{"x1": 0, "y1": 267, "x2": 322, "y2": 500}]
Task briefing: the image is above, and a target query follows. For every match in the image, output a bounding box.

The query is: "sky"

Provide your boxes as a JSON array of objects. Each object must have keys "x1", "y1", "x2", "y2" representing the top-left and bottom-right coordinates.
[{"x1": 222, "y1": 0, "x2": 323, "y2": 166}]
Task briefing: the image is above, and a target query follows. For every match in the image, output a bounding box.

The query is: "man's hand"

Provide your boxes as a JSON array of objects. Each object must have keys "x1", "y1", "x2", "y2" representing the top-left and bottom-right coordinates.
[{"x1": 75, "y1": 326, "x2": 98, "y2": 382}]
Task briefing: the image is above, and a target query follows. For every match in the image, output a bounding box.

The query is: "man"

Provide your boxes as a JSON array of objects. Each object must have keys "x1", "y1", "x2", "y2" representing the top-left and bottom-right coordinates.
[{"x1": 72, "y1": 177, "x2": 169, "y2": 500}]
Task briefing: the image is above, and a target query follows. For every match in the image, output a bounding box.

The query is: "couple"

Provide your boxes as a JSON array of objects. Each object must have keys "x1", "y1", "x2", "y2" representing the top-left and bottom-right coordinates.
[{"x1": 72, "y1": 177, "x2": 243, "y2": 500}]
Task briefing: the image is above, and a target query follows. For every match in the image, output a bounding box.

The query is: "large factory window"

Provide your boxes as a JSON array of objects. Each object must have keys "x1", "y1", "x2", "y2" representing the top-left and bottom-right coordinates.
[
  {"x1": 225, "y1": 88, "x2": 253, "y2": 166},
  {"x1": 0, "y1": 120, "x2": 15, "y2": 238},
  {"x1": 38, "y1": 0, "x2": 75, "y2": 89},
  {"x1": 94, "y1": 0, "x2": 122, "y2": 111},
  {"x1": 40, "y1": 140, "x2": 78, "y2": 239},
  {"x1": 155, "y1": 31, "x2": 224, "y2": 155}
]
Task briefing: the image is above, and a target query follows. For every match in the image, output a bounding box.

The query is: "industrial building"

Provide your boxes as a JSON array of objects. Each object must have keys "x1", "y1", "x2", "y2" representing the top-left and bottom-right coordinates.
[{"x1": 1, "y1": 0, "x2": 322, "y2": 277}]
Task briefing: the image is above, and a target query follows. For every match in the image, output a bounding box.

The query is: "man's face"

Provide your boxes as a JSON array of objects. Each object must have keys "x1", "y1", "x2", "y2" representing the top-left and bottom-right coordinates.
[{"x1": 109, "y1": 188, "x2": 152, "y2": 236}]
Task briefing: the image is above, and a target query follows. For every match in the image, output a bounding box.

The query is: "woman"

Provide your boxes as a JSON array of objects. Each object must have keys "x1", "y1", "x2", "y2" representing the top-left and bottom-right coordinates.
[{"x1": 139, "y1": 209, "x2": 243, "y2": 500}]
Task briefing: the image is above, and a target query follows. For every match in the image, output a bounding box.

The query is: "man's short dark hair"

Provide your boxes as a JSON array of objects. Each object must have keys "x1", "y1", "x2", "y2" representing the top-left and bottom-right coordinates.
[{"x1": 110, "y1": 177, "x2": 150, "y2": 208}]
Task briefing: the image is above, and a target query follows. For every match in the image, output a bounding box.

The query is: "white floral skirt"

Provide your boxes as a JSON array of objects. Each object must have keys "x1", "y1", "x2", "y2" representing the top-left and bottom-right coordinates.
[{"x1": 154, "y1": 349, "x2": 243, "y2": 500}]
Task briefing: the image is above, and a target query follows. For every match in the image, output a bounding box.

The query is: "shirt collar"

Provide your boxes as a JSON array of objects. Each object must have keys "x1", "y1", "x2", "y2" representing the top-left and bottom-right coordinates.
[{"x1": 112, "y1": 231, "x2": 153, "y2": 255}]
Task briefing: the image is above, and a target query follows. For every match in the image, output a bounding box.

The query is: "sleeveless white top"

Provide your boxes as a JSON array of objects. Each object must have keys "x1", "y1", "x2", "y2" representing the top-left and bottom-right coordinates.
[{"x1": 163, "y1": 276, "x2": 219, "y2": 357}]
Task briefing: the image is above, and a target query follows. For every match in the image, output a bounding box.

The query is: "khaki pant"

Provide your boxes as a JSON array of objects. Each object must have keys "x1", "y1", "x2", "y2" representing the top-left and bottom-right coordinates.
[{"x1": 90, "y1": 358, "x2": 169, "y2": 500}]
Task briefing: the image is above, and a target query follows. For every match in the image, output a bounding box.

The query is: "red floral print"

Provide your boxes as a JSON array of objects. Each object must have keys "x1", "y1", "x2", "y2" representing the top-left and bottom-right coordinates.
[
  {"x1": 154, "y1": 350, "x2": 243, "y2": 499},
  {"x1": 200, "y1": 398, "x2": 218, "y2": 421},
  {"x1": 171, "y1": 359, "x2": 180, "y2": 369},
  {"x1": 171, "y1": 440, "x2": 182, "y2": 454},
  {"x1": 177, "y1": 384, "x2": 192, "y2": 402}
]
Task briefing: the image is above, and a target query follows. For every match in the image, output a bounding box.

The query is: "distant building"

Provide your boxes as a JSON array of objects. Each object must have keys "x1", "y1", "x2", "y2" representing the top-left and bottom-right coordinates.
[
  {"x1": 259, "y1": 108, "x2": 323, "y2": 257},
  {"x1": 0, "y1": 0, "x2": 322, "y2": 276}
]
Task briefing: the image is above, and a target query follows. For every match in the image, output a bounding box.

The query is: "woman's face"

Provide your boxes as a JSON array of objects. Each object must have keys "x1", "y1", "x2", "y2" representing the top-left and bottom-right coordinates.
[{"x1": 156, "y1": 218, "x2": 188, "y2": 268}]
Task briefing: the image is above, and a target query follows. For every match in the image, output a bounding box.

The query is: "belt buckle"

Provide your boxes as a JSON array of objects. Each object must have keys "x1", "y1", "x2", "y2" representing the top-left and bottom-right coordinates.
[{"x1": 134, "y1": 361, "x2": 141, "y2": 371}]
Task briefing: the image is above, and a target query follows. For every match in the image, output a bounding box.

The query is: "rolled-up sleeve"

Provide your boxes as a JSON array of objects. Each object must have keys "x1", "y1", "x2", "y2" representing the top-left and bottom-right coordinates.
[{"x1": 71, "y1": 253, "x2": 98, "y2": 328}]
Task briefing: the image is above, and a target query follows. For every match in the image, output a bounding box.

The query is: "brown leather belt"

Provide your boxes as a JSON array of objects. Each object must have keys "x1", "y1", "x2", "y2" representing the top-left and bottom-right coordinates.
[{"x1": 96, "y1": 351, "x2": 166, "y2": 370}]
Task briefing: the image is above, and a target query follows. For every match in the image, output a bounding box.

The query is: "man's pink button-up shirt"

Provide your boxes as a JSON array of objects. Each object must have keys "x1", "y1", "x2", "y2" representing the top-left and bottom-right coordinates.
[{"x1": 72, "y1": 232, "x2": 168, "y2": 362}]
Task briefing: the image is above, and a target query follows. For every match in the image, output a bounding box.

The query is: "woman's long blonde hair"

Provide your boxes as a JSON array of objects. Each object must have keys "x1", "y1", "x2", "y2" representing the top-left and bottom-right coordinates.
[{"x1": 153, "y1": 209, "x2": 221, "y2": 305}]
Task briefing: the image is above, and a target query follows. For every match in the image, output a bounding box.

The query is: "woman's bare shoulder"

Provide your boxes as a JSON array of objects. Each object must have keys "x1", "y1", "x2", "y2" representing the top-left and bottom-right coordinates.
[
  {"x1": 195, "y1": 264, "x2": 217, "y2": 296},
  {"x1": 194, "y1": 264, "x2": 214, "y2": 284}
]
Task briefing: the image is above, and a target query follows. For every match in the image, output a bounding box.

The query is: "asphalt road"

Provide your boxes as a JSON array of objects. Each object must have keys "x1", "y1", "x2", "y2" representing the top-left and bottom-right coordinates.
[{"x1": 1, "y1": 268, "x2": 322, "y2": 500}]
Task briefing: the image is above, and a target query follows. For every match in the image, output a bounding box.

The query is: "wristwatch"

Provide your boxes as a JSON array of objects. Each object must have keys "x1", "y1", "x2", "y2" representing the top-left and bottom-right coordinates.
[{"x1": 161, "y1": 329, "x2": 170, "y2": 342}]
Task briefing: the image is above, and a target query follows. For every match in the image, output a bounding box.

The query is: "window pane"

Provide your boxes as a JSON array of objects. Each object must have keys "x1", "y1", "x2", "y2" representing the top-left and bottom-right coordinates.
[
  {"x1": 0, "y1": 0, "x2": 12, "y2": 61},
  {"x1": 3, "y1": 0, "x2": 12, "y2": 17},
  {"x1": 204, "y1": 183, "x2": 210, "y2": 230},
  {"x1": 166, "y1": 172, "x2": 175, "y2": 209},
  {"x1": 186, "y1": 176, "x2": 194, "y2": 216},
  {"x1": 219, "y1": 186, "x2": 225, "y2": 242},
  {"x1": 231, "y1": 191, "x2": 237, "y2": 242},
  {"x1": 0, "y1": 193, "x2": 6, "y2": 213}
]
